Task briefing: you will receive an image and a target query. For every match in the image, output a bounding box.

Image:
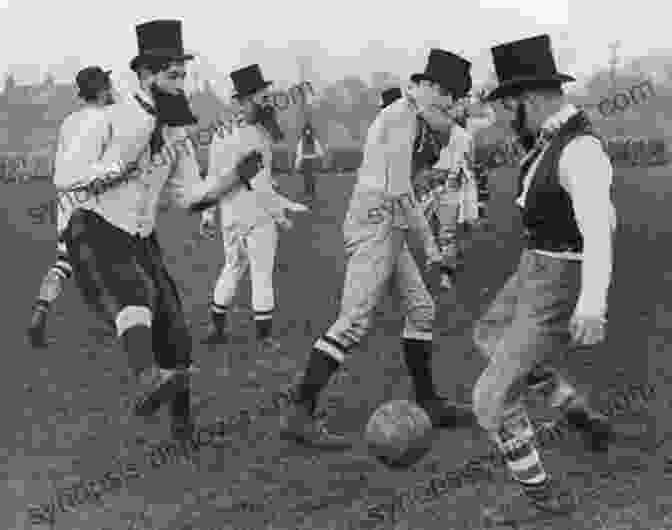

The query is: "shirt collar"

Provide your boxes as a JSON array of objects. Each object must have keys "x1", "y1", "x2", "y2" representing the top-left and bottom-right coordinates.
[{"x1": 540, "y1": 103, "x2": 579, "y2": 137}]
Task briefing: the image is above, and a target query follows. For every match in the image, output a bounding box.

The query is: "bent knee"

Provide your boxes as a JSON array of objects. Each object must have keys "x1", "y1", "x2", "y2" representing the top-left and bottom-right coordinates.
[
  {"x1": 407, "y1": 301, "x2": 435, "y2": 330},
  {"x1": 116, "y1": 305, "x2": 152, "y2": 337}
]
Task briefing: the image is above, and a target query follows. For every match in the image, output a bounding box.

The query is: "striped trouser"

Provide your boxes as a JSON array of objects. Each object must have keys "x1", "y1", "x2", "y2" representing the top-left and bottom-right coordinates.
[{"x1": 314, "y1": 190, "x2": 435, "y2": 362}]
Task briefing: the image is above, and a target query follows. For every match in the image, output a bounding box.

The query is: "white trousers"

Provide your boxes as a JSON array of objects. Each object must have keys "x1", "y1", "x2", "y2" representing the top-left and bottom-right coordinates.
[{"x1": 213, "y1": 221, "x2": 278, "y2": 314}]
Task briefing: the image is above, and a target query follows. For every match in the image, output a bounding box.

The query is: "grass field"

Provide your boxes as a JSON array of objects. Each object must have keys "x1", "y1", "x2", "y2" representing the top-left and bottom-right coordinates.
[{"x1": 1, "y1": 162, "x2": 671, "y2": 530}]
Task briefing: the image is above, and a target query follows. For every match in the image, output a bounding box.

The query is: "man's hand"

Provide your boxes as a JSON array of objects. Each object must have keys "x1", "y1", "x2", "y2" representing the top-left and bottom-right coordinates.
[{"x1": 569, "y1": 313, "x2": 606, "y2": 346}]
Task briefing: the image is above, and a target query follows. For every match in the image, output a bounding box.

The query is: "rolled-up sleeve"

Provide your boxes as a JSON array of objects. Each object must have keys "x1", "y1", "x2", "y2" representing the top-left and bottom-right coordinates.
[{"x1": 560, "y1": 136, "x2": 615, "y2": 317}]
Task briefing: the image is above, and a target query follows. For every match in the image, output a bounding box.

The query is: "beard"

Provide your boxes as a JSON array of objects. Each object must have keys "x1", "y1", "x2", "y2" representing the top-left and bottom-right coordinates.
[
  {"x1": 511, "y1": 102, "x2": 536, "y2": 151},
  {"x1": 150, "y1": 84, "x2": 198, "y2": 127},
  {"x1": 251, "y1": 103, "x2": 284, "y2": 142}
]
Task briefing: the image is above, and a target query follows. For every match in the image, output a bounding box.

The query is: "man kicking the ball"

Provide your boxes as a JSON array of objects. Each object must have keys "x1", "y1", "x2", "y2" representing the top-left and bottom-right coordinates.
[
  {"x1": 282, "y1": 49, "x2": 476, "y2": 449},
  {"x1": 59, "y1": 20, "x2": 262, "y2": 439},
  {"x1": 27, "y1": 66, "x2": 115, "y2": 348},
  {"x1": 472, "y1": 35, "x2": 616, "y2": 524}
]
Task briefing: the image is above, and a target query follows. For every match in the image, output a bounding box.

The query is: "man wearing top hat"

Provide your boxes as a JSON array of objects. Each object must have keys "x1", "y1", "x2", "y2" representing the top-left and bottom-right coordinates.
[
  {"x1": 27, "y1": 66, "x2": 116, "y2": 348},
  {"x1": 281, "y1": 49, "x2": 476, "y2": 449},
  {"x1": 57, "y1": 19, "x2": 262, "y2": 440},
  {"x1": 200, "y1": 63, "x2": 308, "y2": 362},
  {"x1": 470, "y1": 34, "x2": 616, "y2": 523}
]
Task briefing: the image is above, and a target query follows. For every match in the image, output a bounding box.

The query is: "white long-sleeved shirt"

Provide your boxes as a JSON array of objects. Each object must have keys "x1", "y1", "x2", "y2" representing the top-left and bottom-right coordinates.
[
  {"x1": 53, "y1": 106, "x2": 110, "y2": 233},
  {"x1": 202, "y1": 122, "x2": 305, "y2": 231},
  {"x1": 54, "y1": 91, "x2": 202, "y2": 237},
  {"x1": 355, "y1": 97, "x2": 417, "y2": 197},
  {"x1": 351, "y1": 96, "x2": 438, "y2": 255},
  {"x1": 518, "y1": 104, "x2": 616, "y2": 318}
]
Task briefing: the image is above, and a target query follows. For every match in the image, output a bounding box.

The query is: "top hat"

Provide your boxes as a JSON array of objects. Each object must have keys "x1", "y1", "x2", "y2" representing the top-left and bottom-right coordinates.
[
  {"x1": 129, "y1": 19, "x2": 194, "y2": 71},
  {"x1": 230, "y1": 64, "x2": 272, "y2": 99},
  {"x1": 380, "y1": 86, "x2": 402, "y2": 109},
  {"x1": 486, "y1": 34, "x2": 575, "y2": 101},
  {"x1": 75, "y1": 66, "x2": 112, "y2": 98},
  {"x1": 410, "y1": 49, "x2": 472, "y2": 99}
]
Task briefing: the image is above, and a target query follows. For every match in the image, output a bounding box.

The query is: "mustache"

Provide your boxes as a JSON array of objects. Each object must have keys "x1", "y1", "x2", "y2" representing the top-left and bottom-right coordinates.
[{"x1": 151, "y1": 85, "x2": 198, "y2": 127}]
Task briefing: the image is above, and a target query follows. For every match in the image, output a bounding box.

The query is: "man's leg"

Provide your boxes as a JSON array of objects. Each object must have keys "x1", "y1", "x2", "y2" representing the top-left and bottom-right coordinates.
[
  {"x1": 473, "y1": 254, "x2": 581, "y2": 524},
  {"x1": 203, "y1": 228, "x2": 248, "y2": 344},
  {"x1": 27, "y1": 239, "x2": 72, "y2": 347},
  {"x1": 64, "y1": 210, "x2": 184, "y2": 419},
  {"x1": 145, "y1": 234, "x2": 195, "y2": 440},
  {"x1": 435, "y1": 179, "x2": 461, "y2": 288},
  {"x1": 474, "y1": 260, "x2": 610, "y2": 451},
  {"x1": 395, "y1": 241, "x2": 473, "y2": 428},
  {"x1": 246, "y1": 221, "x2": 281, "y2": 358},
  {"x1": 283, "y1": 216, "x2": 400, "y2": 449}
]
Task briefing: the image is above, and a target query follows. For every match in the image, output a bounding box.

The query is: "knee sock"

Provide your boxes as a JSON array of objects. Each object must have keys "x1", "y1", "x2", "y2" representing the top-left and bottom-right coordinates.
[
  {"x1": 295, "y1": 346, "x2": 341, "y2": 415},
  {"x1": 403, "y1": 338, "x2": 438, "y2": 403},
  {"x1": 491, "y1": 407, "x2": 550, "y2": 496},
  {"x1": 117, "y1": 307, "x2": 154, "y2": 377},
  {"x1": 209, "y1": 301, "x2": 228, "y2": 334},
  {"x1": 121, "y1": 325, "x2": 154, "y2": 377},
  {"x1": 35, "y1": 259, "x2": 72, "y2": 312},
  {"x1": 254, "y1": 309, "x2": 273, "y2": 340}
]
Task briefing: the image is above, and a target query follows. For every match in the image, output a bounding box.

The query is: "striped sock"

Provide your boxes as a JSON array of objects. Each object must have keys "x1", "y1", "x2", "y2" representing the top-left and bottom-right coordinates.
[
  {"x1": 210, "y1": 302, "x2": 228, "y2": 334},
  {"x1": 492, "y1": 407, "x2": 550, "y2": 494},
  {"x1": 254, "y1": 309, "x2": 273, "y2": 340},
  {"x1": 36, "y1": 259, "x2": 72, "y2": 309}
]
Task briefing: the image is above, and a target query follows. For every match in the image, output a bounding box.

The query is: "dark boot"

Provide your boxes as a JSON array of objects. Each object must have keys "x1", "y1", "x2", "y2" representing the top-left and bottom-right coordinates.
[
  {"x1": 134, "y1": 367, "x2": 189, "y2": 418},
  {"x1": 27, "y1": 302, "x2": 49, "y2": 348},
  {"x1": 201, "y1": 307, "x2": 229, "y2": 344},
  {"x1": 403, "y1": 338, "x2": 475, "y2": 429},
  {"x1": 562, "y1": 396, "x2": 614, "y2": 453}
]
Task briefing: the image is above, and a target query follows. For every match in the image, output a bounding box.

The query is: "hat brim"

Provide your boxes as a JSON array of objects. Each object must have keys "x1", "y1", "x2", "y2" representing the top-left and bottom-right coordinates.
[
  {"x1": 410, "y1": 73, "x2": 470, "y2": 99},
  {"x1": 485, "y1": 73, "x2": 575, "y2": 102},
  {"x1": 231, "y1": 81, "x2": 273, "y2": 99},
  {"x1": 410, "y1": 73, "x2": 437, "y2": 85},
  {"x1": 130, "y1": 53, "x2": 195, "y2": 71}
]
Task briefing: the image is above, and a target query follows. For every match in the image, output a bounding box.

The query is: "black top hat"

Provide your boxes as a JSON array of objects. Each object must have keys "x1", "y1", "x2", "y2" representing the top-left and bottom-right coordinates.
[
  {"x1": 130, "y1": 19, "x2": 194, "y2": 71},
  {"x1": 380, "y1": 87, "x2": 402, "y2": 109},
  {"x1": 75, "y1": 66, "x2": 112, "y2": 99},
  {"x1": 486, "y1": 34, "x2": 575, "y2": 101},
  {"x1": 230, "y1": 64, "x2": 272, "y2": 99},
  {"x1": 410, "y1": 49, "x2": 472, "y2": 99}
]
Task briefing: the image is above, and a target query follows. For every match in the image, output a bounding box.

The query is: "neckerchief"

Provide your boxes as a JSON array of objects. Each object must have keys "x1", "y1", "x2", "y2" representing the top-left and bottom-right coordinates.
[
  {"x1": 412, "y1": 114, "x2": 442, "y2": 175},
  {"x1": 134, "y1": 94, "x2": 165, "y2": 156}
]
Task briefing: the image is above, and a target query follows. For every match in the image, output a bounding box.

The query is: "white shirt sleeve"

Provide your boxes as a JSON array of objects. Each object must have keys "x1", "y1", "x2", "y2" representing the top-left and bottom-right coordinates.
[
  {"x1": 559, "y1": 136, "x2": 615, "y2": 317},
  {"x1": 53, "y1": 111, "x2": 112, "y2": 190}
]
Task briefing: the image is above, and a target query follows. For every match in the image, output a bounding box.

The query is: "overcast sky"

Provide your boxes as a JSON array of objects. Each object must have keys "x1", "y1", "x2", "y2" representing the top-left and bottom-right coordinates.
[{"x1": 0, "y1": 0, "x2": 663, "y2": 95}]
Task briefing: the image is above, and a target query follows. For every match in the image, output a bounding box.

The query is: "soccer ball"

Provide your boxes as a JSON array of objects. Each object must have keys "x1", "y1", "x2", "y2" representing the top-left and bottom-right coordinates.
[{"x1": 365, "y1": 400, "x2": 435, "y2": 469}]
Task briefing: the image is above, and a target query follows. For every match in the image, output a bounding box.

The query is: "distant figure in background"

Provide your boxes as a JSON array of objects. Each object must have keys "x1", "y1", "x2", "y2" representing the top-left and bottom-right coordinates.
[
  {"x1": 27, "y1": 66, "x2": 115, "y2": 348},
  {"x1": 295, "y1": 122, "x2": 325, "y2": 199}
]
